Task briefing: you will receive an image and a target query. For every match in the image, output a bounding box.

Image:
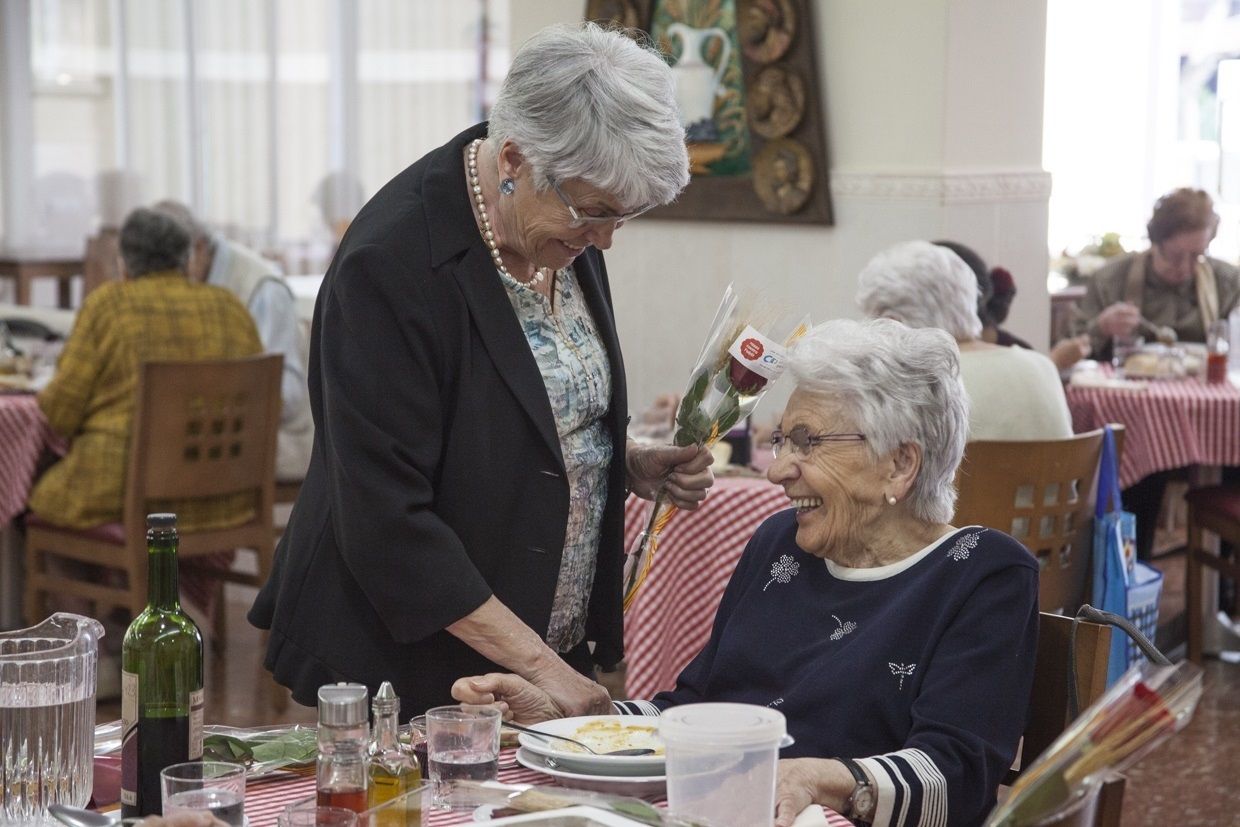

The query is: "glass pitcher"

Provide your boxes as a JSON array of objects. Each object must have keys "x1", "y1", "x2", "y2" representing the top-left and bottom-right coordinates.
[{"x1": 1, "y1": 613, "x2": 104, "y2": 824}]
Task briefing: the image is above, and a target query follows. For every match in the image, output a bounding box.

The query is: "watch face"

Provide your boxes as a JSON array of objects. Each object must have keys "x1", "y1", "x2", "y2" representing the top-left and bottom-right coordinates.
[{"x1": 855, "y1": 785, "x2": 876, "y2": 816}]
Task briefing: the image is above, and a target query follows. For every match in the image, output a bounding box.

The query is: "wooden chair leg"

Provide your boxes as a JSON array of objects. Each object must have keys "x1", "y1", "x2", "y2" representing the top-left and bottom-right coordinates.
[
  {"x1": 1186, "y1": 512, "x2": 1203, "y2": 665},
  {"x1": 1096, "y1": 774, "x2": 1125, "y2": 827}
]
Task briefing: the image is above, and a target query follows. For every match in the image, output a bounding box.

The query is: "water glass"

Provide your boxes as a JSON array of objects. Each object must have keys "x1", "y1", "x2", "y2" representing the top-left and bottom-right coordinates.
[
  {"x1": 160, "y1": 761, "x2": 247, "y2": 826},
  {"x1": 278, "y1": 804, "x2": 358, "y2": 826},
  {"x1": 425, "y1": 704, "x2": 501, "y2": 810},
  {"x1": 408, "y1": 714, "x2": 429, "y2": 776}
]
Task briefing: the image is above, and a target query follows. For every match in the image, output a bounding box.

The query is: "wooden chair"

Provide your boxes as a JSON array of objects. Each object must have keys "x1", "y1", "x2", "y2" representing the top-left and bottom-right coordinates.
[
  {"x1": 1009, "y1": 613, "x2": 1124, "y2": 827},
  {"x1": 1185, "y1": 484, "x2": 1240, "y2": 663},
  {"x1": 954, "y1": 426, "x2": 1125, "y2": 615},
  {"x1": 23, "y1": 355, "x2": 282, "y2": 625}
]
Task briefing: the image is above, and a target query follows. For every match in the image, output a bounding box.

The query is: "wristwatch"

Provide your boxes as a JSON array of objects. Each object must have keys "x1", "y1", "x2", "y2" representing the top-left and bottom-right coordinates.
[{"x1": 838, "y1": 756, "x2": 876, "y2": 824}]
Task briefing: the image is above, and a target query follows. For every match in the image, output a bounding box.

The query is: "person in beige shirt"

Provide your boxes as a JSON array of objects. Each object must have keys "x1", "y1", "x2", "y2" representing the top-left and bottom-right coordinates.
[{"x1": 1070, "y1": 188, "x2": 1240, "y2": 362}]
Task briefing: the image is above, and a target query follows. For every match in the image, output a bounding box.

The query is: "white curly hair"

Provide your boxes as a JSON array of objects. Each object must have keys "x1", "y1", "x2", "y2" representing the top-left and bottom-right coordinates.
[{"x1": 855, "y1": 240, "x2": 983, "y2": 340}]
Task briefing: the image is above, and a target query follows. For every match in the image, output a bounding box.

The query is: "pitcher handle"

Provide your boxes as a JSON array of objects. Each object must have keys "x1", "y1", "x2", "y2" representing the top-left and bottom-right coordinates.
[{"x1": 702, "y1": 27, "x2": 731, "y2": 91}]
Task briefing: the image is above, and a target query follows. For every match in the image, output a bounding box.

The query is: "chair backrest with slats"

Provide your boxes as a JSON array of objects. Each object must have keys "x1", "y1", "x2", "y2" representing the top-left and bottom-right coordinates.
[
  {"x1": 123, "y1": 355, "x2": 282, "y2": 527},
  {"x1": 954, "y1": 426, "x2": 1125, "y2": 614}
]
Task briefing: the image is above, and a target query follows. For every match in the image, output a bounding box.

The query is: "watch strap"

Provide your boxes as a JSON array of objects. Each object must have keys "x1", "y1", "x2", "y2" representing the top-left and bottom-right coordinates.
[{"x1": 837, "y1": 756, "x2": 874, "y2": 824}]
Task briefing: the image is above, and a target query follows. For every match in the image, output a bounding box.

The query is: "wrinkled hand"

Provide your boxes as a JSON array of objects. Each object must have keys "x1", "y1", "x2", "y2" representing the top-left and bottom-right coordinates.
[
  {"x1": 525, "y1": 664, "x2": 612, "y2": 717},
  {"x1": 1050, "y1": 334, "x2": 1091, "y2": 372},
  {"x1": 774, "y1": 758, "x2": 849, "y2": 827},
  {"x1": 452, "y1": 672, "x2": 567, "y2": 723},
  {"x1": 140, "y1": 814, "x2": 228, "y2": 827},
  {"x1": 1096, "y1": 302, "x2": 1141, "y2": 338},
  {"x1": 627, "y1": 442, "x2": 714, "y2": 510}
]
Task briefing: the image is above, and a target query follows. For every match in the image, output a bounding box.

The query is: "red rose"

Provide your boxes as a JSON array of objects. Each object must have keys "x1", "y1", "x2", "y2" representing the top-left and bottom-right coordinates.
[{"x1": 729, "y1": 357, "x2": 768, "y2": 395}]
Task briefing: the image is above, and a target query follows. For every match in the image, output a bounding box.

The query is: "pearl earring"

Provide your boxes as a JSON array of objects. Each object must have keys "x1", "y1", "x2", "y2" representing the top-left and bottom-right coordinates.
[
  {"x1": 499, "y1": 178, "x2": 516, "y2": 195},
  {"x1": 887, "y1": 495, "x2": 897, "y2": 505}
]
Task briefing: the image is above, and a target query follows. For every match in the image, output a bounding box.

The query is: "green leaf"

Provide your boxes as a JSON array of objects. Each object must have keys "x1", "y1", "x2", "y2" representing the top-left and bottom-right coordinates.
[
  {"x1": 609, "y1": 800, "x2": 663, "y2": 825},
  {"x1": 202, "y1": 735, "x2": 252, "y2": 764},
  {"x1": 250, "y1": 730, "x2": 318, "y2": 765},
  {"x1": 677, "y1": 371, "x2": 709, "y2": 427}
]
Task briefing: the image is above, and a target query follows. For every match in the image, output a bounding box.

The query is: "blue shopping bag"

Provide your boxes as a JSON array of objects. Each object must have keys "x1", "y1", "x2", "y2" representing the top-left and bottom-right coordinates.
[{"x1": 1091, "y1": 425, "x2": 1137, "y2": 686}]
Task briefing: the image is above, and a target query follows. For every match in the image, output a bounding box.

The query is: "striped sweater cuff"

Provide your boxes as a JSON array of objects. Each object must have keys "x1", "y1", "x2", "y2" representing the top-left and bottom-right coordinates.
[
  {"x1": 858, "y1": 749, "x2": 947, "y2": 827},
  {"x1": 612, "y1": 699, "x2": 662, "y2": 716}
]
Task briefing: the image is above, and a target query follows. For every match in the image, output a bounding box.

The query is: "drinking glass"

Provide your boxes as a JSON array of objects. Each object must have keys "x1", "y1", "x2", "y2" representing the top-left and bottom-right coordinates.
[
  {"x1": 408, "y1": 714, "x2": 429, "y2": 776},
  {"x1": 277, "y1": 804, "x2": 358, "y2": 826},
  {"x1": 425, "y1": 704, "x2": 501, "y2": 810},
  {"x1": 160, "y1": 761, "x2": 247, "y2": 826},
  {"x1": 1111, "y1": 333, "x2": 1145, "y2": 376}
]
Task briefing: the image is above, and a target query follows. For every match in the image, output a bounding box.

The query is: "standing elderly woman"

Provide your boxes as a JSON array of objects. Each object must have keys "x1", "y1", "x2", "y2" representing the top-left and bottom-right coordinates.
[
  {"x1": 456, "y1": 319, "x2": 1039, "y2": 827},
  {"x1": 856, "y1": 240, "x2": 1072, "y2": 441},
  {"x1": 250, "y1": 23, "x2": 713, "y2": 715}
]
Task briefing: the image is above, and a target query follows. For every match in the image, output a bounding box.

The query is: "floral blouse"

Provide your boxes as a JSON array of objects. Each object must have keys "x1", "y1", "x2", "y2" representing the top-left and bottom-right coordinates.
[{"x1": 500, "y1": 266, "x2": 613, "y2": 652}]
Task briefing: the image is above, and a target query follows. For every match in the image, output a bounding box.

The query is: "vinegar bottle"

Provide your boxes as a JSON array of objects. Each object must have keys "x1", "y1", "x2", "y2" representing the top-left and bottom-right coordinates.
[
  {"x1": 317, "y1": 682, "x2": 370, "y2": 813},
  {"x1": 367, "y1": 682, "x2": 421, "y2": 824},
  {"x1": 1207, "y1": 320, "x2": 1230, "y2": 385},
  {"x1": 120, "y1": 513, "x2": 205, "y2": 818}
]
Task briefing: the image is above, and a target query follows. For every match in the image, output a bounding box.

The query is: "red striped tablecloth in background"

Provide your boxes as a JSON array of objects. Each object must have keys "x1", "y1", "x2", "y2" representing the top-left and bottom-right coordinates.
[
  {"x1": 621, "y1": 475, "x2": 789, "y2": 700},
  {"x1": 0, "y1": 393, "x2": 59, "y2": 524},
  {"x1": 1065, "y1": 372, "x2": 1240, "y2": 488}
]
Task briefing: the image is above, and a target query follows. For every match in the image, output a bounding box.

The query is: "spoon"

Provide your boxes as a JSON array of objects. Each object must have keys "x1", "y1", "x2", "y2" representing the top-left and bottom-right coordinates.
[
  {"x1": 503, "y1": 721, "x2": 656, "y2": 756},
  {"x1": 48, "y1": 803, "x2": 142, "y2": 826}
]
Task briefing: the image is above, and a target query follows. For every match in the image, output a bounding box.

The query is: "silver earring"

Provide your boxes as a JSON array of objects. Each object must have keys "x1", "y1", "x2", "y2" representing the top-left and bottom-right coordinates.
[
  {"x1": 499, "y1": 178, "x2": 516, "y2": 195},
  {"x1": 887, "y1": 495, "x2": 897, "y2": 505}
]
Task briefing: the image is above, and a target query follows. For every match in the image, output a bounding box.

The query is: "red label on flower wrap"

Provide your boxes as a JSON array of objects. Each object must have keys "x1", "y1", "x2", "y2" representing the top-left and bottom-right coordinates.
[{"x1": 728, "y1": 325, "x2": 787, "y2": 381}]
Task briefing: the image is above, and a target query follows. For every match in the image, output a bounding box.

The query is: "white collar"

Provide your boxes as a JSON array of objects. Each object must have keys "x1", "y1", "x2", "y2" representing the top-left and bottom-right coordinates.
[{"x1": 824, "y1": 526, "x2": 982, "y2": 581}]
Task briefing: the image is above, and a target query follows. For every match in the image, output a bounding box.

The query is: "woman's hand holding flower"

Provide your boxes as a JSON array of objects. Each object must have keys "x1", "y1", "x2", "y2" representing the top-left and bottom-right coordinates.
[{"x1": 626, "y1": 442, "x2": 714, "y2": 509}]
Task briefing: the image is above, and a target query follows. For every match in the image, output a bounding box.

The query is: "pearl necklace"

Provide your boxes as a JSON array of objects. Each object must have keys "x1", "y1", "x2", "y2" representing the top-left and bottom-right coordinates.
[{"x1": 467, "y1": 138, "x2": 545, "y2": 285}]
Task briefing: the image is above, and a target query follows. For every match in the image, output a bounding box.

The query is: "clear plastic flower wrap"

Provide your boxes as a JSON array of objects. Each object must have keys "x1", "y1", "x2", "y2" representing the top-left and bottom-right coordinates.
[
  {"x1": 96, "y1": 721, "x2": 318, "y2": 776},
  {"x1": 622, "y1": 284, "x2": 809, "y2": 610},
  {"x1": 986, "y1": 659, "x2": 1203, "y2": 826}
]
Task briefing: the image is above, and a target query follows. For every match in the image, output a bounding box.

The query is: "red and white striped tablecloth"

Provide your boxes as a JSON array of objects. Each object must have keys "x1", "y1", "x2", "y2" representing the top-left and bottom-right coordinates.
[
  {"x1": 622, "y1": 475, "x2": 789, "y2": 700},
  {"x1": 238, "y1": 749, "x2": 852, "y2": 826},
  {"x1": 1065, "y1": 373, "x2": 1240, "y2": 488},
  {"x1": 0, "y1": 393, "x2": 59, "y2": 524}
]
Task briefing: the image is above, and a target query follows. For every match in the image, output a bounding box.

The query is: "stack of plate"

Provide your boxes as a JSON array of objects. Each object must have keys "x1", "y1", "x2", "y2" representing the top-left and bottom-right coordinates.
[{"x1": 514, "y1": 715, "x2": 667, "y2": 796}]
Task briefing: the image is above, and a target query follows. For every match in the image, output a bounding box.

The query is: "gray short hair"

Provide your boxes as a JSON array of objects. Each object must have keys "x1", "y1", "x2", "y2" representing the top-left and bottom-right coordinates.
[
  {"x1": 119, "y1": 207, "x2": 191, "y2": 277},
  {"x1": 151, "y1": 199, "x2": 211, "y2": 245},
  {"x1": 487, "y1": 22, "x2": 689, "y2": 209},
  {"x1": 855, "y1": 240, "x2": 983, "y2": 340},
  {"x1": 788, "y1": 318, "x2": 969, "y2": 524}
]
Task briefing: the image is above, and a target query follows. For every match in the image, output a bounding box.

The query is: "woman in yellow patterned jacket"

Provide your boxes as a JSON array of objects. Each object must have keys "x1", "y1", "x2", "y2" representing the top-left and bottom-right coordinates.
[{"x1": 28, "y1": 207, "x2": 262, "y2": 531}]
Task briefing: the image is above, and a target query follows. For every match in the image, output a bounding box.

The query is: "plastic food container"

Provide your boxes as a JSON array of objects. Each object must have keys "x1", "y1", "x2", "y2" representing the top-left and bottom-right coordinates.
[
  {"x1": 659, "y1": 703, "x2": 792, "y2": 827},
  {"x1": 1, "y1": 613, "x2": 104, "y2": 825}
]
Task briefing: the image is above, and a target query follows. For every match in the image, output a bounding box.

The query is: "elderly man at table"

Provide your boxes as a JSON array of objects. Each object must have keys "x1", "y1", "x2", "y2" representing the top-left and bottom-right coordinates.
[
  {"x1": 152, "y1": 200, "x2": 313, "y2": 482},
  {"x1": 456, "y1": 319, "x2": 1039, "y2": 827},
  {"x1": 1070, "y1": 188, "x2": 1240, "y2": 361},
  {"x1": 28, "y1": 207, "x2": 262, "y2": 530},
  {"x1": 857, "y1": 239, "x2": 1073, "y2": 442}
]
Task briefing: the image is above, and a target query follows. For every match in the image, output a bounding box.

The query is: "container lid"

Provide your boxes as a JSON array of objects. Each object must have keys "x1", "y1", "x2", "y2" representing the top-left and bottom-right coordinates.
[
  {"x1": 318, "y1": 682, "x2": 369, "y2": 725},
  {"x1": 658, "y1": 702, "x2": 787, "y2": 748},
  {"x1": 372, "y1": 680, "x2": 399, "y2": 715}
]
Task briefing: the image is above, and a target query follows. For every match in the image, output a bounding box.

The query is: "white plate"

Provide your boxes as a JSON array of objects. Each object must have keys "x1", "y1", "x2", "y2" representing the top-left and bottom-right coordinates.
[
  {"x1": 515, "y1": 716, "x2": 665, "y2": 777},
  {"x1": 105, "y1": 815, "x2": 251, "y2": 825},
  {"x1": 514, "y1": 748, "x2": 666, "y2": 798}
]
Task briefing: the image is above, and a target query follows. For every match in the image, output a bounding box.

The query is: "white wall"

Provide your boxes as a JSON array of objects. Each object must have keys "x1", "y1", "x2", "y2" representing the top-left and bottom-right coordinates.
[{"x1": 511, "y1": 0, "x2": 1050, "y2": 420}]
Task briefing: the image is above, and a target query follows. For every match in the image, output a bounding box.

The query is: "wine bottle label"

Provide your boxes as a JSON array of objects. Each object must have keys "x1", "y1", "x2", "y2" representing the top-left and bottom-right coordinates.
[
  {"x1": 120, "y1": 670, "x2": 139, "y2": 807},
  {"x1": 189, "y1": 688, "x2": 205, "y2": 759}
]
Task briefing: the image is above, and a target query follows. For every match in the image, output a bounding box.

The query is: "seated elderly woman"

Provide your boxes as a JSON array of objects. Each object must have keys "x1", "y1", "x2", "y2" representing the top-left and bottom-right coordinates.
[
  {"x1": 857, "y1": 240, "x2": 1073, "y2": 442},
  {"x1": 455, "y1": 319, "x2": 1039, "y2": 827}
]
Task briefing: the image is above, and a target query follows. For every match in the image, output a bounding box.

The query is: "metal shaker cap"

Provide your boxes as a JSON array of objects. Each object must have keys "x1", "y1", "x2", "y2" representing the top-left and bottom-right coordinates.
[
  {"x1": 372, "y1": 681, "x2": 399, "y2": 716},
  {"x1": 317, "y1": 682, "x2": 369, "y2": 725}
]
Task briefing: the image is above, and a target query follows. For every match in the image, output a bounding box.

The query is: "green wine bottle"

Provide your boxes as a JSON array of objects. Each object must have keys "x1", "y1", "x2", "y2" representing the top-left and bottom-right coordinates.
[{"x1": 120, "y1": 513, "x2": 205, "y2": 818}]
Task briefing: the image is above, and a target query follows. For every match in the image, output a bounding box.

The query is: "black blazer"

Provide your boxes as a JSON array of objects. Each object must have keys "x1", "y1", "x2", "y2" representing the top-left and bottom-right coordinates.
[{"x1": 249, "y1": 123, "x2": 630, "y2": 713}]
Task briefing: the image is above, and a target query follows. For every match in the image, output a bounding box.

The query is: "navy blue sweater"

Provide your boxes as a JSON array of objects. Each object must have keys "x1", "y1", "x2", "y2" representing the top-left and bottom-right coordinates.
[{"x1": 616, "y1": 512, "x2": 1038, "y2": 827}]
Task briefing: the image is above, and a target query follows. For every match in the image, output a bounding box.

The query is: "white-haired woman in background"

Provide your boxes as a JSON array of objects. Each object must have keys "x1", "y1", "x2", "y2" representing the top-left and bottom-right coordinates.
[
  {"x1": 251, "y1": 22, "x2": 714, "y2": 716},
  {"x1": 456, "y1": 319, "x2": 1039, "y2": 827},
  {"x1": 857, "y1": 240, "x2": 1073, "y2": 441}
]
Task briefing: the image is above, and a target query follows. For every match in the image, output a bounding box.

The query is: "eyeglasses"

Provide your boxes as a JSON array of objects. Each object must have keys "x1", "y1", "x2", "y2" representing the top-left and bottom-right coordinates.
[
  {"x1": 549, "y1": 178, "x2": 655, "y2": 228},
  {"x1": 770, "y1": 426, "x2": 866, "y2": 460}
]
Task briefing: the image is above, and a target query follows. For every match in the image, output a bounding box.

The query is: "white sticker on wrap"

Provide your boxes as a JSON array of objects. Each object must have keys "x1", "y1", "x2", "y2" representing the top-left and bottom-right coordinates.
[{"x1": 727, "y1": 325, "x2": 788, "y2": 381}]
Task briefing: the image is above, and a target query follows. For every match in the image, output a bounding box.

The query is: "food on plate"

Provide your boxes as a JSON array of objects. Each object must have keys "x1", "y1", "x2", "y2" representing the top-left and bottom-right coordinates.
[{"x1": 559, "y1": 719, "x2": 665, "y2": 756}]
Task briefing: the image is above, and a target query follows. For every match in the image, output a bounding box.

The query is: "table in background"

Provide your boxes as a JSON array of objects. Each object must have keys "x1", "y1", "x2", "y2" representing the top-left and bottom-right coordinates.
[
  {"x1": 1066, "y1": 370, "x2": 1240, "y2": 489},
  {"x1": 0, "y1": 393, "x2": 59, "y2": 628},
  {"x1": 622, "y1": 474, "x2": 788, "y2": 699},
  {"x1": 0, "y1": 252, "x2": 83, "y2": 308}
]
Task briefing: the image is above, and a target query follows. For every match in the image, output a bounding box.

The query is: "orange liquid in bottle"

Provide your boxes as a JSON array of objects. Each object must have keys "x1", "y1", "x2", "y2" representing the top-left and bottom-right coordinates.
[
  {"x1": 1207, "y1": 351, "x2": 1228, "y2": 384},
  {"x1": 318, "y1": 785, "x2": 368, "y2": 812}
]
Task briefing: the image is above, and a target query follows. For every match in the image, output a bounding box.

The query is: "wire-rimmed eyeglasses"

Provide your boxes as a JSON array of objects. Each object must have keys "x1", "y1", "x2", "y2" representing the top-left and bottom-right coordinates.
[
  {"x1": 770, "y1": 426, "x2": 866, "y2": 460},
  {"x1": 549, "y1": 179, "x2": 655, "y2": 228}
]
